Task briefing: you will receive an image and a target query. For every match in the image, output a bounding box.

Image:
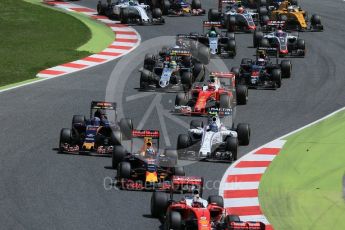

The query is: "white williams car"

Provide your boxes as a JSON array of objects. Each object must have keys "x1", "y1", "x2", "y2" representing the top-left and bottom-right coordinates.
[
  {"x1": 177, "y1": 108, "x2": 250, "y2": 162},
  {"x1": 97, "y1": 0, "x2": 165, "y2": 24}
]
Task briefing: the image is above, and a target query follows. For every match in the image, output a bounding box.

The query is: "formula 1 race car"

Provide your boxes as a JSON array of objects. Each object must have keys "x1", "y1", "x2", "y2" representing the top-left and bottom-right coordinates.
[
  {"x1": 232, "y1": 48, "x2": 292, "y2": 89},
  {"x1": 263, "y1": 1, "x2": 323, "y2": 31},
  {"x1": 174, "y1": 72, "x2": 248, "y2": 116},
  {"x1": 97, "y1": 0, "x2": 165, "y2": 24},
  {"x1": 59, "y1": 101, "x2": 133, "y2": 156},
  {"x1": 140, "y1": 47, "x2": 208, "y2": 91},
  {"x1": 147, "y1": 0, "x2": 205, "y2": 16},
  {"x1": 112, "y1": 129, "x2": 199, "y2": 191},
  {"x1": 208, "y1": 0, "x2": 261, "y2": 32},
  {"x1": 150, "y1": 189, "x2": 266, "y2": 230},
  {"x1": 177, "y1": 108, "x2": 250, "y2": 162},
  {"x1": 176, "y1": 21, "x2": 236, "y2": 58},
  {"x1": 254, "y1": 21, "x2": 306, "y2": 56}
]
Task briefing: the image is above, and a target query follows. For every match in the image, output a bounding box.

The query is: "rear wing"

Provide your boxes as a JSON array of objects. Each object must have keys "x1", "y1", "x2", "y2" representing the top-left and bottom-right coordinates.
[
  {"x1": 208, "y1": 107, "x2": 232, "y2": 117},
  {"x1": 91, "y1": 101, "x2": 116, "y2": 110},
  {"x1": 210, "y1": 71, "x2": 235, "y2": 78},
  {"x1": 172, "y1": 176, "x2": 204, "y2": 193},
  {"x1": 257, "y1": 47, "x2": 278, "y2": 57},
  {"x1": 203, "y1": 21, "x2": 222, "y2": 27},
  {"x1": 132, "y1": 130, "x2": 160, "y2": 139},
  {"x1": 169, "y1": 48, "x2": 191, "y2": 56}
]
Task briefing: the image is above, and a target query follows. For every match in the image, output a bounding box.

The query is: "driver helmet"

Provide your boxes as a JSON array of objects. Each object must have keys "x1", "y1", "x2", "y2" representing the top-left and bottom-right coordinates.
[
  {"x1": 91, "y1": 117, "x2": 101, "y2": 126},
  {"x1": 208, "y1": 28, "x2": 218, "y2": 38},
  {"x1": 128, "y1": 0, "x2": 135, "y2": 6},
  {"x1": 237, "y1": 5, "x2": 244, "y2": 14},
  {"x1": 176, "y1": 38, "x2": 184, "y2": 47},
  {"x1": 170, "y1": 61, "x2": 177, "y2": 69},
  {"x1": 192, "y1": 190, "x2": 203, "y2": 208},
  {"x1": 145, "y1": 142, "x2": 155, "y2": 157},
  {"x1": 258, "y1": 51, "x2": 267, "y2": 59},
  {"x1": 287, "y1": 6, "x2": 294, "y2": 12},
  {"x1": 257, "y1": 58, "x2": 266, "y2": 66},
  {"x1": 276, "y1": 27, "x2": 284, "y2": 37},
  {"x1": 208, "y1": 83, "x2": 216, "y2": 91},
  {"x1": 209, "y1": 121, "x2": 218, "y2": 132},
  {"x1": 209, "y1": 75, "x2": 216, "y2": 83}
]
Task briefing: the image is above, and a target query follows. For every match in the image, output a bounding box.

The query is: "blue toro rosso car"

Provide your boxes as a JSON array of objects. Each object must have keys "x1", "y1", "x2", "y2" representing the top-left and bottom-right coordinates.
[{"x1": 58, "y1": 101, "x2": 133, "y2": 156}]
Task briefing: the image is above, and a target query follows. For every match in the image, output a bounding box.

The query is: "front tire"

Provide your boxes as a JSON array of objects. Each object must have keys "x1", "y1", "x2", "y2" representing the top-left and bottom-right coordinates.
[{"x1": 236, "y1": 123, "x2": 250, "y2": 146}]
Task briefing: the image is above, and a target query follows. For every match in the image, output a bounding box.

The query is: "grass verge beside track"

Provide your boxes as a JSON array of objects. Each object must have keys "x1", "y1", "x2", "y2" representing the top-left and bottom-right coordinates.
[
  {"x1": 0, "y1": 0, "x2": 114, "y2": 87},
  {"x1": 259, "y1": 111, "x2": 345, "y2": 230}
]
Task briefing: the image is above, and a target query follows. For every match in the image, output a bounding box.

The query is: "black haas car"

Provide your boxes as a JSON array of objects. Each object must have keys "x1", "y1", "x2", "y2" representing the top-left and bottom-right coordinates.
[{"x1": 59, "y1": 101, "x2": 133, "y2": 156}]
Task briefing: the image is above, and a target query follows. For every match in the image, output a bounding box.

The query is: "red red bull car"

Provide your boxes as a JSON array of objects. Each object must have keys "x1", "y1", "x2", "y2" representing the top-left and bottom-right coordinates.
[
  {"x1": 174, "y1": 72, "x2": 248, "y2": 116},
  {"x1": 150, "y1": 190, "x2": 265, "y2": 229}
]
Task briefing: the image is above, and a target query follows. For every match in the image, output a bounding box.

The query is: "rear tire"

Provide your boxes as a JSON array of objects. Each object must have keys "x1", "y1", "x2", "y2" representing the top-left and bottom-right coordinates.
[
  {"x1": 208, "y1": 9, "x2": 220, "y2": 21},
  {"x1": 152, "y1": 8, "x2": 162, "y2": 18},
  {"x1": 226, "y1": 39, "x2": 236, "y2": 57},
  {"x1": 207, "y1": 195, "x2": 224, "y2": 207},
  {"x1": 191, "y1": 0, "x2": 201, "y2": 9},
  {"x1": 220, "y1": 94, "x2": 231, "y2": 109},
  {"x1": 165, "y1": 148, "x2": 178, "y2": 166},
  {"x1": 119, "y1": 118, "x2": 133, "y2": 140},
  {"x1": 181, "y1": 72, "x2": 192, "y2": 89},
  {"x1": 161, "y1": 0, "x2": 170, "y2": 15},
  {"x1": 112, "y1": 145, "x2": 127, "y2": 169},
  {"x1": 175, "y1": 93, "x2": 187, "y2": 106},
  {"x1": 260, "y1": 38, "x2": 270, "y2": 48},
  {"x1": 197, "y1": 46, "x2": 210, "y2": 65},
  {"x1": 236, "y1": 85, "x2": 248, "y2": 105},
  {"x1": 177, "y1": 134, "x2": 191, "y2": 150},
  {"x1": 253, "y1": 31, "x2": 263, "y2": 48},
  {"x1": 193, "y1": 63, "x2": 205, "y2": 82},
  {"x1": 173, "y1": 166, "x2": 185, "y2": 176}
]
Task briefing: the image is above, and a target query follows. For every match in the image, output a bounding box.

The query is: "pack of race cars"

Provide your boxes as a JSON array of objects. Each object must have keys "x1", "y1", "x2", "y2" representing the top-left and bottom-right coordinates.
[{"x1": 57, "y1": 0, "x2": 324, "y2": 229}]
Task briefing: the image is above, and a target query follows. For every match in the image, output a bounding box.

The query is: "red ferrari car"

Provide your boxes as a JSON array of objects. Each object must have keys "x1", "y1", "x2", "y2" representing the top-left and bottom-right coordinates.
[
  {"x1": 150, "y1": 190, "x2": 265, "y2": 230},
  {"x1": 174, "y1": 72, "x2": 248, "y2": 116}
]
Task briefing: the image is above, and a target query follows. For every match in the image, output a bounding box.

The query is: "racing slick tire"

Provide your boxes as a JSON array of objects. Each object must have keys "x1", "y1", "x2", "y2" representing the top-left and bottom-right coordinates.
[
  {"x1": 191, "y1": 0, "x2": 201, "y2": 9},
  {"x1": 226, "y1": 39, "x2": 236, "y2": 57},
  {"x1": 226, "y1": 15, "x2": 236, "y2": 32},
  {"x1": 165, "y1": 148, "x2": 178, "y2": 166},
  {"x1": 226, "y1": 137, "x2": 238, "y2": 161},
  {"x1": 197, "y1": 46, "x2": 210, "y2": 65},
  {"x1": 190, "y1": 120, "x2": 203, "y2": 129},
  {"x1": 119, "y1": 118, "x2": 133, "y2": 140},
  {"x1": 193, "y1": 63, "x2": 205, "y2": 82},
  {"x1": 311, "y1": 14, "x2": 321, "y2": 26},
  {"x1": 72, "y1": 115, "x2": 86, "y2": 127},
  {"x1": 59, "y1": 128, "x2": 72, "y2": 152},
  {"x1": 175, "y1": 93, "x2": 188, "y2": 106},
  {"x1": 151, "y1": 192, "x2": 169, "y2": 218},
  {"x1": 208, "y1": 195, "x2": 224, "y2": 208},
  {"x1": 259, "y1": 38, "x2": 270, "y2": 48},
  {"x1": 177, "y1": 134, "x2": 191, "y2": 150},
  {"x1": 140, "y1": 69, "x2": 152, "y2": 89},
  {"x1": 258, "y1": 6, "x2": 268, "y2": 16},
  {"x1": 161, "y1": 0, "x2": 170, "y2": 15},
  {"x1": 97, "y1": 1, "x2": 107, "y2": 15},
  {"x1": 110, "y1": 130, "x2": 122, "y2": 146},
  {"x1": 219, "y1": 94, "x2": 231, "y2": 109},
  {"x1": 181, "y1": 72, "x2": 192, "y2": 90},
  {"x1": 226, "y1": 32, "x2": 235, "y2": 40},
  {"x1": 173, "y1": 166, "x2": 185, "y2": 176},
  {"x1": 236, "y1": 123, "x2": 250, "y2": 146},
  {"x1": 166, "y1": 211, "x2": 182, "y2": 230},
  {"x1": 152, "y1": 8, "x2": 162, "y2": 19},
  {"x1": 208, "y1": 9, "x2": 220, "y2": 21},
  {"x1": 182, "y1": 55, "x2": 192, "y2": 68},
  {"x1": 144, "y1": 54, "x2": 156, "y2": 71},
  {"x1": 253, "y1": 31, "x2": 264, "y2": 48},
  {"x1": 280, "y1": 60, "x2": 292, "y2": 78},
  {"x1": 297, "y1": 39, "x2": 306, "y2": 56},
  {"x1": 261, "y1": 15, "x2": 270, "y2": 25},
  {"x1": 272, "y1": 68, "x2": 282, "y2": 88},
  {"x1": 291, "y1": 0, "x2": 298, "y2": 6},
  {"x1": 120, "y1": 8, "x2": 129, "y2": 24},
  {"x1": 258, "y1": 0, "x2": 267, "y2": 7},
  {"x1": 225, "y1": 214, "x2": 241, "y2": 223},
  {"x1": 117, "y1": 161, "x2": 131, "y2": 179},
  {"x1": 112, "y1": 145, "x2": 127, "y2": 169},
  {"x1": 236, "y1": 85, "x2": 248, "y2": 105},
  {"x1": 231, "y1": 67, "x2": 240, "y2": 78}
]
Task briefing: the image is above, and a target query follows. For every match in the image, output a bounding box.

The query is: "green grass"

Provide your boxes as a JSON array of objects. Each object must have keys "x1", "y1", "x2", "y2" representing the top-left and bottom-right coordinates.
[
  {"x1": 0, "y1": 0, "x2": 114, "y2": 87},
  {"x1": 259, "y1": 111, "x2": 345, "y2": 230}
]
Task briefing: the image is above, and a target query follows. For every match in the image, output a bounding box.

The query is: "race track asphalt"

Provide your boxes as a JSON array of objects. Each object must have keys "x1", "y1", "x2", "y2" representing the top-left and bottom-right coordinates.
[{"x1": 1, "y1": 0, "x2": 345, "y2": 229}]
